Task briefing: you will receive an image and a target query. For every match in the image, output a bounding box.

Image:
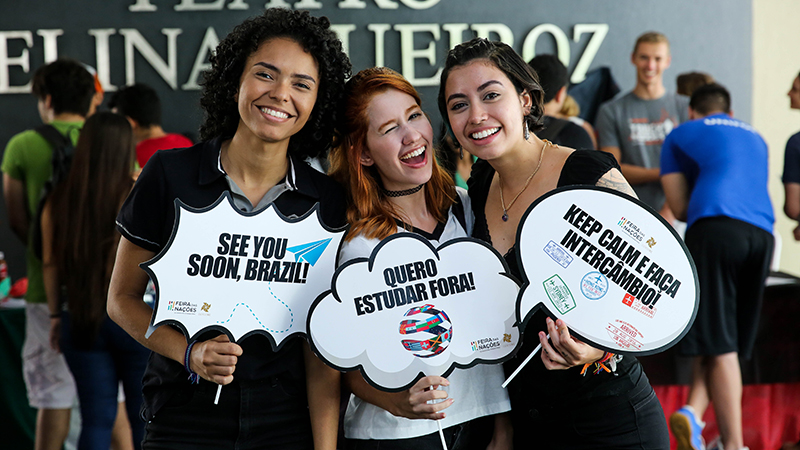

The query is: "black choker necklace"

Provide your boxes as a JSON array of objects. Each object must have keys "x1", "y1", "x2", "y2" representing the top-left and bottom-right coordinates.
[{"x1": 381, "y1": 184, "x2": 424, "y2": 197}]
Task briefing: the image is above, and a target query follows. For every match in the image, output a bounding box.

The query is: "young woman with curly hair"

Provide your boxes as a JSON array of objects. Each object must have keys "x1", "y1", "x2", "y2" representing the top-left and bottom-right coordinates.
[
  {"x1": 107, "y1": 9, "x2": 351, "y2": 450},
  {"x1": 328, "y1": 67, "x2": 512, "y2": 450},
  {"x1": 439, "y1": 38, "x2": 669, "y2": 449}
]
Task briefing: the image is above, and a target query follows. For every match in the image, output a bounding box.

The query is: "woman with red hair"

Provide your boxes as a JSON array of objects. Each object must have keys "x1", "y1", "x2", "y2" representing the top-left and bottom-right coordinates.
[{"x1": 329, "y1": 67, "x2": 511, "y2": 450}]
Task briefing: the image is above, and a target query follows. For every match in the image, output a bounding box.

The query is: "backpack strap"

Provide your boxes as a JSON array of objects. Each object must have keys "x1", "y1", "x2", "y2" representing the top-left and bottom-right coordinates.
[
  {"x1": 35, "y1": 124, "x2": 75, "y2": 187},
  {"x1": 35, "y1": 124, "x2": 70, "y2": 150},
  {"x1": 31, "y1": 125, "x2": 75, "y2": 260}
]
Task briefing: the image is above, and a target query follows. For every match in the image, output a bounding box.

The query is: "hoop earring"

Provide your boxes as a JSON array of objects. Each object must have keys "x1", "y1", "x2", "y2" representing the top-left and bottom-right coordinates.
[{"x1": 523, "y1": 120, "x2": 530, "y2": 140}]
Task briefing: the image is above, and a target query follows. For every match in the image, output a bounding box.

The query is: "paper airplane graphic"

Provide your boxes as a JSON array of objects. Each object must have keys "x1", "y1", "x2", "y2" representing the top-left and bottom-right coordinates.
[{"x1": 287, "y1": 238, "x2": 332, "y2": 266}]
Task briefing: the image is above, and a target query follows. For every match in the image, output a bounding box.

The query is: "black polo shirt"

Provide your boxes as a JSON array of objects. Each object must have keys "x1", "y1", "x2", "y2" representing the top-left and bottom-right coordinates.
[{"x1": 116, "y1": 136, "x2": 347, "y2": 418}]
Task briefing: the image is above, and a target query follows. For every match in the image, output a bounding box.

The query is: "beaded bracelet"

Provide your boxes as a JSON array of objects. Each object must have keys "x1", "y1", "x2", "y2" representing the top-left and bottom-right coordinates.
[{"x1": 184, "y1": 341, "x2": 200, "y2": 384}]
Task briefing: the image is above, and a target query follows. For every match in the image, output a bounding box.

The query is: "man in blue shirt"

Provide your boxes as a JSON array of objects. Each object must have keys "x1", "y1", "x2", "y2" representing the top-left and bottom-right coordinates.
[{"x1": 661, "y1": 83, "x2": 774, "y2": 450}]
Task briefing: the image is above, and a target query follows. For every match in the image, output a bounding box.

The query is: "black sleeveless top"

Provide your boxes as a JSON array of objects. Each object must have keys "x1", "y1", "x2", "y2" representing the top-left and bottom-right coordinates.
[{"x1": 468, "y1": 150, "x2": 647, "y2": 411}]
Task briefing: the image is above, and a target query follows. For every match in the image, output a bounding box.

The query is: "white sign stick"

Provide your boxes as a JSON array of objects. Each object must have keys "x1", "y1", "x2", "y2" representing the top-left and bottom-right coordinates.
[{"x1": 501, "y1": 334, "x2": 548, "y2": 388}]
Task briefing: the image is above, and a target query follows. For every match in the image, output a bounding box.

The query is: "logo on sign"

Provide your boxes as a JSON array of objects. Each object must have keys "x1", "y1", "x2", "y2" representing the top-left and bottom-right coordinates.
[
  {"x1": 166, "y1": 300, "x2": 197, "y2": 314},
  {"x1": 617, "y1": 216, "x2": 645, "y2": 243},
  {"x1": 581, "y1": 271, "x2": 608, "y2": 300},
  {"x1": 399, "y1": 304, "x2": 452, "y2": 358},
  {"x1": 543, "y1": 240, "x2": 573, "y2": 268},
  {"x1": 543, "y1": 275, "x2": 576, "y2": 314}
]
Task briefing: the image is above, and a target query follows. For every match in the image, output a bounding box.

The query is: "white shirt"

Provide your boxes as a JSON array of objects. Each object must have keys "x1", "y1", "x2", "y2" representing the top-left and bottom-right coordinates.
[{"x1": 340, "y1": 188, "x2": 511, "y2": 440}]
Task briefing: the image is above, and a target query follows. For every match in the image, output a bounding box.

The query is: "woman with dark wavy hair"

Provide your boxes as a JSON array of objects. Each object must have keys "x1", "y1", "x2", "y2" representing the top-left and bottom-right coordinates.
[
  {"x1": 329, "y1": 66, "x2": 512, "y2": 450},
  {"x1": 42, "y1": 111, "x2": 149, "y2": 450},
  {"x1": 108, "y1": 8, "x2": 351, "y2": 449},
  {"x1": 439, "y1": 38, "x2": 669, "y2": 449}
]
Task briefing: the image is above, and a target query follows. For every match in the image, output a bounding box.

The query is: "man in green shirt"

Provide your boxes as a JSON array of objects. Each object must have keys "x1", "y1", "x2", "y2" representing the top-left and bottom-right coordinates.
[{"x1": 2, "y1": 58, "x2": 94, "y2": 450}]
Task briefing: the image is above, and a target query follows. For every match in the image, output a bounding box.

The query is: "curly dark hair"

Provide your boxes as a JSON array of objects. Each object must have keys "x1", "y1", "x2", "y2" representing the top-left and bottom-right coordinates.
[
  {"x1": 437, "y1": 38, "x2": 545, "y2": 145},
  {"x1": 199, "y1": 8, "x2": 351, "y2": 159}
]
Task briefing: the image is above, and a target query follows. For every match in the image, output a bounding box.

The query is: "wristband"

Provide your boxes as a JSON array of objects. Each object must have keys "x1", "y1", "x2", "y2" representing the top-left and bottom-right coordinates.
[
  {"x1": 184, "y1": 341, "x2": 200, "y2": 384},
  {"x1": 50, "y1": 313, "x2": 61, "y2": 319},
  {"x1": 580, "y1": 352, "x2": 616, "y2": 376}
]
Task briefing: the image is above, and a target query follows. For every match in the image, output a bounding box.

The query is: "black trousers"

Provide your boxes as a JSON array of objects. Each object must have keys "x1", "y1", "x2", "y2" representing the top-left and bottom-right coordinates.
[
  {"x1": 511, "y1": 376, "x2": 669, "y2": 450},
  {"x1": 142, "y1": 374, "x2": 313, "y2": 450}
]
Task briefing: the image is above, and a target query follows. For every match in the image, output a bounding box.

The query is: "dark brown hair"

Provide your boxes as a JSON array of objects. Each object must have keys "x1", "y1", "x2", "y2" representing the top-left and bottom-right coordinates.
[
  {"x1": 437, "y1": 38, "x2": 545, "y2": 146},
  {"x1": 50, "y1": 112, "x2": 135, "y2": 347}
]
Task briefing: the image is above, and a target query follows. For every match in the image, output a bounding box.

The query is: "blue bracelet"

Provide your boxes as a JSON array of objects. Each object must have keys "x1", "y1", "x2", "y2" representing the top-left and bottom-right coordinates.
[{"x1": 184, "y1": 341, "x2": 200, "y2": 384}]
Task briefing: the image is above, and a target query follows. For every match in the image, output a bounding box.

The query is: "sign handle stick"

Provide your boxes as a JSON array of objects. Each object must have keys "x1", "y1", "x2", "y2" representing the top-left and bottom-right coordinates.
[
  {"x1": 425, "y1": 385, "x2": 448, "y2": 450},
  {"x1": 214, "y1": 384, "x2": 222, "y2": 404},
  {"x1": 436, "y1": 420, "x2": 447, "y2": 450},
  {"x1": 501, "y1": 333, "x2": 549, "y2": 388}
]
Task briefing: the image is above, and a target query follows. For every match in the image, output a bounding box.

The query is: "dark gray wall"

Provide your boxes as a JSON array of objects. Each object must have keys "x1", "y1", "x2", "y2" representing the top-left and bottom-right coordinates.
[{"x1": 0, "y1": 0, "x2": 752, "y2": 279}]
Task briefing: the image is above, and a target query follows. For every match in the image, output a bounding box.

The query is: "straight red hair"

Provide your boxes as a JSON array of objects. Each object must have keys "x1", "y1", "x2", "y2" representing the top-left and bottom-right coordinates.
[{"x1": 329, "y1": 67, "x2": 456, "y2": 241}]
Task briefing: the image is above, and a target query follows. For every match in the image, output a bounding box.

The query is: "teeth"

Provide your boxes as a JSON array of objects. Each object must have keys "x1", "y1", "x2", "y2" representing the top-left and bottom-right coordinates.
[
  {"x1": 260, "y1": 107, "x2": 289, "y2": 119},
  {"x1": 400, "y1": 146, "x2": 425, "y2": 160},
  {"x1": 471, "y1": 127, "x2": 499, "y2": 139}
]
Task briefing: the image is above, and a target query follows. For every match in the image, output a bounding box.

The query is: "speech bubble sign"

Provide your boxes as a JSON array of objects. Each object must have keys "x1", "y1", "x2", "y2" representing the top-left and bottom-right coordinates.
[
  {"x1": 516, "y1": 186, "x2": 698, "y2": 355},
  {"x1": 308, "y1": 233, "x2": 520, "y2": 392},
  {"x1": 142, "y1": 192, "x2": 346, "y2": 348}
]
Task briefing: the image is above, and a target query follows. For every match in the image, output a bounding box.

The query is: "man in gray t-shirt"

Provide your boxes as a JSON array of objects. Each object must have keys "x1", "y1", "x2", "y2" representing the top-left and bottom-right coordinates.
[{"x1": 596, "y1": 32, "x2": 689, "y2": 214}]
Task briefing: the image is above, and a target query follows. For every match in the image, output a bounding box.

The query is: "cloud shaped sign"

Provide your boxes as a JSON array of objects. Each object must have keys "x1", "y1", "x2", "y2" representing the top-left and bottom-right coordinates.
[
  {"x1": 142, "y1": 192, "x2": 346, "y2": 347},
  {"x1": 308, "y1": 233, "x2": 520, "y2": 392},
  {"x1": 516, "y1": 186, "x2": 699, "y2": 355}
]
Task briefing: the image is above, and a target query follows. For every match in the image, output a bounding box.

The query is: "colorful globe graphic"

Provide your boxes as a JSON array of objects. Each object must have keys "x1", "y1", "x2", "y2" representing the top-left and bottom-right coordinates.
[{"x1": 398, "y1": 304, "x2": 453, "y2": 358}]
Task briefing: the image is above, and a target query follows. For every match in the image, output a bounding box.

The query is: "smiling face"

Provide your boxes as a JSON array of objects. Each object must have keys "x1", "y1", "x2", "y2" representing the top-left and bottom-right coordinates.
[
  {"x1": 789, "y1": 76, "x2": 800, "y2": 110},
  {"x1": 631, "y1": 42, "x2": 671, "y2": 88},
  {"x1": 361, "y1": 88, "x2": 433, "y2": 191},
  {"x1": 443, "y1": 60, "x2": 532, "y2": 161},
  {"x1": 235, "y1": 37, "x2": 319, "y2": 146}
]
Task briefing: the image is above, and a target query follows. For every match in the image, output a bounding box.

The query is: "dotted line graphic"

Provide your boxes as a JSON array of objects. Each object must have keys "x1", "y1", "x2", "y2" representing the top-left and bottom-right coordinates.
[{"x1": 216, "y1": 283, "x2": 294, "y2": 333}]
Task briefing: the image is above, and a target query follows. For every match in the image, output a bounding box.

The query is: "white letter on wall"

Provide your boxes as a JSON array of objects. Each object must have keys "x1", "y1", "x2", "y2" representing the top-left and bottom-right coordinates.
[
  {"x1": 129, "y1": 0, "x2": 157, "y2": 11},
  {"x1": 367, "y1": 23, "x2": 390, "y2": 67},
  {"x1": 338, "y1": 0, "x2": 399, "y2": 9},
  {"x1": 182, "y1": 27, "x2": 219, "y2": 90},
  {"x1": 521, "y1": 23, "x2": 570, "y2": 68},
  {"x1": 294, "y1": 0, "x2": 323, "y2": 8},
  {"x1": 394, "y1": 23, "x2": 441, "y2": 87},
  {"x1": 571, "y1": 24, "x2": 608, "y2": 83},
  {"x1": 37, "y1": 29, "x2": 63, "y2": 63},
  {"x1": 120, "y1": 28, "x2": 182, "y2": 89},
  {"x1": 89, "y1": 29, "x2": 117, "y2": 92},
  {"x1": 398, "y1": 0, "x2": 439, "y2": 9},
  {"x1": 330, "y1": 24, "x2": 356, "y2": 58},
  {"x1": 175, "y1": 0, "x2": 225, "y2": 10},
  {"x1": 442, "y1": 23, "x2": 468, "y2": 51},
  {"x1": 227, "y1": 0, "x2": 249, "y2": 9},
  {"x1": 0, "y1": 31, "x2": 33, "y2": 94},
  {"x1": 471, "y1": 23, "x2": 514, "y2": 46}
]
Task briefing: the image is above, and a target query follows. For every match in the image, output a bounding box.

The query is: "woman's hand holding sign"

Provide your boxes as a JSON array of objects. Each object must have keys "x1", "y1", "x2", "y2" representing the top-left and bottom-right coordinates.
[
  {"x1": 404, "y1": 376, "x2": 454, "y2": 420},
  {"x1": 539, "y1": 317, "x2": 604, "y2": 370},
  {"x1": 345, "y1": 372, "x2": 454, "y2": 420},
  {"x1": 189, "y1": 334, "x2": 243, "y2": 385}
]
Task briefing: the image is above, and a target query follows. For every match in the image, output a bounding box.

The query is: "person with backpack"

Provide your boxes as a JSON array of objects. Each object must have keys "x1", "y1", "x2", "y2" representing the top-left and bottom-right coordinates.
[
  {"x1": 1, "y1": 58, "x2": 134, "y2": 450},
  {"x1": 527, "y1": 54, "x2": 595, "y2": 150}
]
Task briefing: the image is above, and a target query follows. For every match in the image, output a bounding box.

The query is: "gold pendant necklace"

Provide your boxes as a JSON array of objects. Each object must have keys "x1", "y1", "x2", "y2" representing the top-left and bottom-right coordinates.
[{"x1": 498, "y1": 140, "x2": 550, "y2": 222}]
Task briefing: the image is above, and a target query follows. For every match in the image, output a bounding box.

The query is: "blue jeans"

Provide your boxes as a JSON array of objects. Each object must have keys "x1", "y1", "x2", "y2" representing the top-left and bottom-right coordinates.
[{"x1": 60, "y1": 313, "x2": 150, "y2": 450}]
